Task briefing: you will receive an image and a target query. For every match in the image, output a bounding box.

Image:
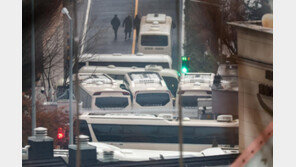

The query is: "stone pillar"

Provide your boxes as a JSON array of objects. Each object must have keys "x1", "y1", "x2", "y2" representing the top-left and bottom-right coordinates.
[{"x1": 229, "y1": 21, "x2": 273, "y2": 152}]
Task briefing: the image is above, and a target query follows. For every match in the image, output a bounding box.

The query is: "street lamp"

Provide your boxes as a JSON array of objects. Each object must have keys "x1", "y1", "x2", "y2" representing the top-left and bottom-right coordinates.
[{"x1": 62, "y1": 7, "x2": 74, "y2": 145}]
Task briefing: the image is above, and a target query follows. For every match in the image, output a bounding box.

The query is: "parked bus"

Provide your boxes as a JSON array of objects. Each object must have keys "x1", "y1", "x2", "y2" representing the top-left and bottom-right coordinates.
[
  {"x1": 122, "y1": 72, "x2": 173, "y2": 110},
  {"x1": 78, "y1": 65, "x2": 179, "y2": 97},
  {"x1": 176, "y1": 73, "x2": 215, "y2": 118},
  {"x1": 79, "y1": 53, "x2": 172, "y2": 69},
  {"x1": 76, "y1": 112, "x2": 239, "y2": 152},
  {"x1": 78, "y1": 73, "x2": 132, "y2": 111},
  {"x1": 138, "y1": 14, "x2": 172, "y2": 56}
]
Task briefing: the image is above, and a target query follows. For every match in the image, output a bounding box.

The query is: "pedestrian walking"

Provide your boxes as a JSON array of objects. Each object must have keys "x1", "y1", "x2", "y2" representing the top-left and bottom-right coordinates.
[
  {"x1": 122, "y1": 15, "x2": 133, "y2": 40},
  {"x1": 111, "y1": 14, "x2": 121, "y2": 40},
  {"x1": 133, "y1": 14, "x2": 141, "y2": 39}
]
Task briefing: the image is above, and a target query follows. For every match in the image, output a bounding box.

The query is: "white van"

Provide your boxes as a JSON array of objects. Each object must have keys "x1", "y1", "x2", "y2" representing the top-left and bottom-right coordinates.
[
  {"x1": 78, "y1": 65, "x2": 179, "y2": 97},
  {"x1": 122, "y1": 72, "x2": 173, "y2": 111},
  {"x1": 79, "y1": 53, "x2": 172, "y2": 69},
  {"x1": 138, "y1": 14, "x2": 172, "y2": 56},
  {"x1": 78, "y1": 73, "x2": 131, "y2": 111},
  {"x1": 176, "y1": 73, "x2": 215, "y2": 118}
]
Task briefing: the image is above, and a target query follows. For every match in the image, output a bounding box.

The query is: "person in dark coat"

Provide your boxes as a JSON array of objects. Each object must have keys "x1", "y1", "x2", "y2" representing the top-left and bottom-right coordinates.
[
  {"x1": 111, "y1": 15, "x2": 121, "y2": 40},
  {"x1": 133, "y1": 14, "x2": 141, "y2": 39},
  {"x1": 122, "y1": 15, "x2": 133, "y2": 40}
]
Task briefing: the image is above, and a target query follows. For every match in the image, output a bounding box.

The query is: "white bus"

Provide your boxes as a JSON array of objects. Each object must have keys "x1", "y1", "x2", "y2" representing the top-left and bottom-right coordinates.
[
  {"x1": 78, "y1": 73, "x2": 132, "y2": 111},
  {"x1": 78, "y1": 65, "x2": 179, "y2": 97},
  {"x1": 138, "y1": 14, "x2": 172, "y2": 56},
  {"x1": 122, "y1": 72, "x2": 173, "y2": 110},
  {"x1": 76, "y1": 113, "x2": 239, "y2": 152},
  {"x1": 176, "y1": 73, "x2": 215, "y2": 118},
  {"x1": 79, "y1": 53, "x2": 172, "y2": 69}
]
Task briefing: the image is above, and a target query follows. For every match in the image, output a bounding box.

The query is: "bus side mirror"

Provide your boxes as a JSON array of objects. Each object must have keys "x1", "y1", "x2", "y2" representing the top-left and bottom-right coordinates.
[
  {"x1": 172, "y1": 97, "x2": 176, "y2": 107},
  {"x1": 120, "y1": 84, "x2": 127, "y2": 90}
]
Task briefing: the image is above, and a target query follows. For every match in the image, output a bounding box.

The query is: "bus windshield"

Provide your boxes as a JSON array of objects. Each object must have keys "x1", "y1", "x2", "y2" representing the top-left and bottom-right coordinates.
[
  {"x1": 136, "y1": 93, "x2": 170, "y2": 106},
  {"x1": 141, "y1": 35, "x2": 168, "y2": 46},
  {"x1": 95, "y1": 97, "x2": 129, "y2": 109}
]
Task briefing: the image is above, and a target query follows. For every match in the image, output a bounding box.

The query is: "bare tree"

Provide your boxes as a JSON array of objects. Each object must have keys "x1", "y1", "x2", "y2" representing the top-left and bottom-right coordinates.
[
  {"x1": 184, "y1": 0, "x2": 272, "y2": 72},
  {"x1": 62, "y1": 15, "x2": 110, "y2": 86},
  {"x1": 40, "y1": 24, "x2": 64, "y2": 101}
]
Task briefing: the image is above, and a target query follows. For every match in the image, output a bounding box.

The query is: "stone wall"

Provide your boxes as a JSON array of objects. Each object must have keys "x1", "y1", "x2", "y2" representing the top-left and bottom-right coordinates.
[{"x1": 230, "y1": 21, "x2": 273, "y2": 152}]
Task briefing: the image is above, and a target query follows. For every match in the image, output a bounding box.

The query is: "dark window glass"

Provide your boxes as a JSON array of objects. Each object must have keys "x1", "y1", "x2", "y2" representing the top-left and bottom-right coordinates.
[
  {"x1": 88, "y1": 62, "x2": 170, "y2": 69},
  {"x1": 95, "y1": 97, "x2": 128, "y2": 109},
  {"x1": 90, "y1": 124, "x2": 238, "y2": 145},
  {"x1": 78, "y1": 62, "x2": 86, "y2": 70},
  {"x1": 108, "y1": 74, "x2": 125, "y2": 80},
  {"x1": 75, "y1": 120, "x2": 92, "y2": 142},
  {"x1": 136, "y1": 93, "x2": 170, "y2": 106},
  {"x1": 123, "y1": 125, "x2": 158, "y2": 142},
  {"x1": 141, "y1": 35, "x2": 168, "y2": 46},
  {"x1": 181, "y1": 95, "x2": 211, "y2": 107},
  {"x1": 163, "y1": 77, "x2": 178, "y2": 97},
  {"x1": 193, "y1": 127, "x2": 238, "y2": 145}
]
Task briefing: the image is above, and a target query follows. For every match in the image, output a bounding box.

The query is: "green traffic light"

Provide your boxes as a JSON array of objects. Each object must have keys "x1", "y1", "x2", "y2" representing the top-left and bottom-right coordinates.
[
  {"x1": 182, "y1": 56, "x2": 187, "y2": 61},
  {"x1": 182, "y1": 67, "x2": 188, "y2": 73}
]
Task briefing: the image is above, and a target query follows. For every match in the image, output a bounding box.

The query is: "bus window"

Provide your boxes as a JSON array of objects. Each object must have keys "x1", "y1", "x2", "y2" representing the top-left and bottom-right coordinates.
[
  {"x1": 141, "y1": 35, "x2": 168, "y2": 46},
  {"x1": 78, "y1": 62, "x2": 86, "y2": 70},
  {"x1": 89, "y1": 124, "x2": 238, "y2": 145},
  {"x1": 181, "y1": 95, "x2": 211, "y2": 108},
  {"x1": 162, "y1": 76, "x2": 178, "y2": 97},
  {"x1": 136, "y1": 93, "x2": 170, "y2": 106},
  {"x1": 157, "y1": 126, "x2": 178, "y2": 143},
  {"x1": 95, "y1": 97, "x2": 129, "y2": 109},
  {"x1": 108, "y1": 74, "x2": 125, "y2": 80},
  {"x1": 74, "y1": 120, "x2": 92, "y2": 141},
  {"x1": 123, "y1": 125, "x2": 158, "y2": 142},
  {"x1": 88, "y1": 62, "x2": 170, "y2": 69}
]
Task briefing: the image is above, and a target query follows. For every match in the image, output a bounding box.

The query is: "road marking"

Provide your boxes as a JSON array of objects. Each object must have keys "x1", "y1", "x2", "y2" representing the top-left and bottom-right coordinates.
[
  {"x1": 80, "y1": 0, "x2": 92, "y2": 56},
  {"x1": 132, "y1": 0, "x2": 139, "y2": 54}
]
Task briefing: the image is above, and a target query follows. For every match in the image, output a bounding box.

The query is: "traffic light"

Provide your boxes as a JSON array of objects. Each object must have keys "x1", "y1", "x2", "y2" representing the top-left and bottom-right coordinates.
[
  {"x1": 57, "y1": 127, "x2": 65, "y2": 140},
  {"x1": 182, "y1": 66, "x2": 188, "y2": 73},
  {"x1": 181, "y1": 56, "x2": 189, "y2": 73},
  {"x1": 182, "y1": 56, "x2": 187, "y2": 61}
]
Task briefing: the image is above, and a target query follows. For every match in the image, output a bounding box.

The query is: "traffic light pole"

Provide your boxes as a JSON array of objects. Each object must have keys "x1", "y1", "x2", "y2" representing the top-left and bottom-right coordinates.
[
  {"x1": 31, "y1": 0, "x2": 36, "y2": 136},
  {"x1": 69, "y1": 18, "x2": 73, "y2": 145},
  {"x1": 178, "y1": 0, "x2": 184, "y2": 73}
]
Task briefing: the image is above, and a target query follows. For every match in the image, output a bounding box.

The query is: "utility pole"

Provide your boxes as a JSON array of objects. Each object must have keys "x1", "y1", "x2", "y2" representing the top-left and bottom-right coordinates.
[
  {"x1": 61, "y1": 7, "x2": 73, "y2": 145},
  {"x1": 178, "y1": 0, "x2": 184, "y2": 73},
  {"x1": 178, "y1": 90, "x2": 183, "y2": 167},
  {"x1": 73, "y1": 0, "x2": 81, "y2": 166},
  {"x1": 178, "y1": 1, "x2": 184, "y2": 166},
  {"x1": 69, "y1": 16, "x2": 74, "y2": 145},
  {"x1": 31, "y1": 0, "x2": 36, "y2": 136}
]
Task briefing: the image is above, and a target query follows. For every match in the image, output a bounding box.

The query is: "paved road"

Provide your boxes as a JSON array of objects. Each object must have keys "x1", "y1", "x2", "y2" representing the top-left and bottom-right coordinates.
[
  {"x1": 81, "y1": 0, "x2": 179, "y2": 70},
  {"x1": 83, "y1": 0, "x2": 135, "y2": 54}
]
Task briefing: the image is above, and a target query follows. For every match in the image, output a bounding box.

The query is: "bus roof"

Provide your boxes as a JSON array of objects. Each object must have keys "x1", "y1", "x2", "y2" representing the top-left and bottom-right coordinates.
[
  {"x1": 79, "y1": 74, "x2": 125, "y2": 95},
  {"x1": 80, "y1": 113, "x2": 239, "y2": 127},
  {"x1": 140, "y1": 14, "x2": 172, "y2": 35},
  {"x1": 125, "y1": 72, "x2": 169, "y2": 92},
  {"x1": 179, "y1": 73, "x2": 215, "y2": 91},
  {"x1": 80, "y1": 53, "x2": 172, "y2": 64},
  {"x1": 79, "y1": 65, "x2": 178, "y2": 79}
]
